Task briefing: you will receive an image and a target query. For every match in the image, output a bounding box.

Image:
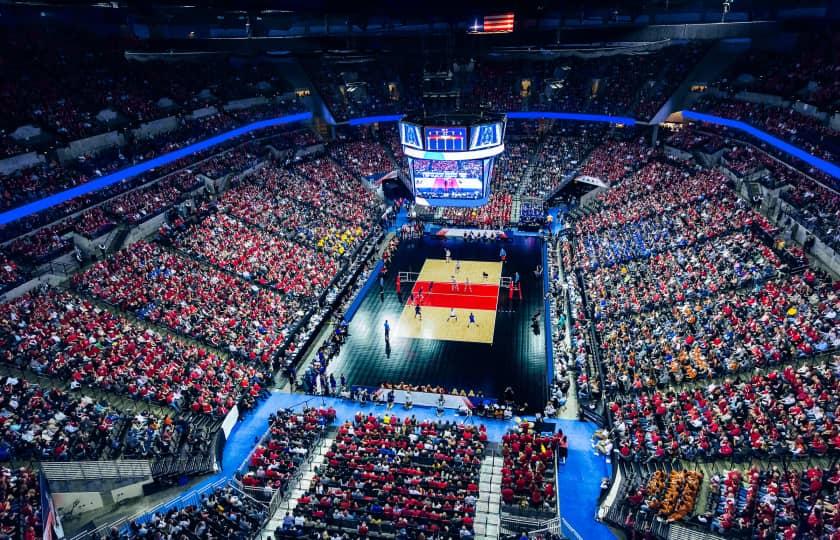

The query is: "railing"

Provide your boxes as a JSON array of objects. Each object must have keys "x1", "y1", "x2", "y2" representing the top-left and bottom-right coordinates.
[
  {"x1": 529, "y1": 517, "x2": 563, "y2": 537},
  {"x1": 41, "y1": 460, "x2": 152, "y2": 482},
  {"x1": 43, "y1": 260, "x2": 79, "y2": 276},
  {"x1": 230, "y1": 406, "x2": 332, "y2": 526},
  {"x1": 70, "y1": 476, "x2": 230, "y2": 540},
  {"x1": 668, "y1": 523, "x2": 727, "y2": 540}
]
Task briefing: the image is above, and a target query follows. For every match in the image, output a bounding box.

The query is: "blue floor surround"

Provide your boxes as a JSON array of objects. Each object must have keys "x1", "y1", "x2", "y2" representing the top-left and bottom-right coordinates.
[{"x1": 140, "y1": 391, "x2": 613, "y2": 538}]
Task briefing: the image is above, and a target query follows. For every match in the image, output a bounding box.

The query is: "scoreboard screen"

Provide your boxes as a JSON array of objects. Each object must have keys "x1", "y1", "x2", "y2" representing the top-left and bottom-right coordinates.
[
  {"x1": 411, "y1": 158, "x2": 485, "y2": 201},
  {"x1": 398, "y1": 113, "x2": 505, "y2": 208},
  {"x1": 470, "y1": 122, "x2": 503, "y2": 150},
  {"x1": 424, "y1": 127, "x2": 468, "y2": 151},
  {"x1": 400, "y1": 122, "x2": 423, "y2": 150}
]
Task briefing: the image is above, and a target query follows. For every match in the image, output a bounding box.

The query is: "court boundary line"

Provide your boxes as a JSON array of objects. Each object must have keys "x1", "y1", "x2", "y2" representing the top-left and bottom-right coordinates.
[{"x1": 493, "y1": 271, "x2": 503, "y2": 316}]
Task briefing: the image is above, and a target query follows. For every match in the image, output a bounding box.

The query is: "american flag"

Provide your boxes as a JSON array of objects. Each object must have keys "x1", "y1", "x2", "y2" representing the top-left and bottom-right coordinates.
[{"x1": 468, "y1": 12, "x2": 515, "y2": 34}]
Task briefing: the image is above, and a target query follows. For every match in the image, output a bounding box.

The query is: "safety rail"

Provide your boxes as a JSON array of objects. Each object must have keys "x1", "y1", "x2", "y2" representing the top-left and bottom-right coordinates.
[
  {"x1": 41, "y1": 460, "x2": 152, "y2": 482},
  {"x1": 230, "y1": 407, "x2": 334, "y2": 528},
  {"x1": 69, "y1": 476, "x2": 230, "y2": 540},
  {"x1": 668, "y1": 523, "x2": 727, "y2": 540},
  {"x1": 529, "y1": 517, "x2": 563, "y2": 537}
]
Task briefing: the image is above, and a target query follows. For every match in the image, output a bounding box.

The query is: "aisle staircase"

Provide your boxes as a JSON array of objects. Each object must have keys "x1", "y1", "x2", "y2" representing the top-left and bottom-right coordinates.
[
  {"x1": 515, "y1": 133, "x2": 549, "y2": 197},
  {"x1": 475, "y1": 446, "x2": 503, "y2": 540},
  {"x1": 510, "y1": 197, "x2": 522, "y2": 224},
  {"x1": 261, "y1": 432, "x2": 336, "y2": 536}
]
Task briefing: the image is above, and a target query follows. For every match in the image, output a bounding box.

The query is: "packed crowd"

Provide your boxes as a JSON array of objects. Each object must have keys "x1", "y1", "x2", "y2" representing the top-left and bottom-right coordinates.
[
  {"x1": 6, "y1": 223, "x2": 74, "y2": 264},
  {"x1": 73, "y1": 241, "x2": 297, "y2": 361},
  {"x1": 0, "y1": 376, "x2": 125, "y2": 462},
  {"x1": 499, "y1": 424, "x2": 562, "y2": 511},
  {"x1": 697, "y1": 98, "x2": 839, "y2": 164},
  {"x1": 570, "y1": 194, "x2": 771, "y2": 271},
  {"x1": 240, "y1": 407, "x2": 334, "y2": 493},
  {"x1": 0, "y1": 466, "x2": 41, "y2": 540},
  {"x1": 0, "y1": 287, "x2": 267, "y2": 416},
  {"x1": 117, "y1": 484, "x2": 268, "y2": 540},
  {"x1": 438, "y1": 193, "x2": 513, "y2": 229},
  {"x1": 290, "y1": 159, "x2": 381, "y2": 227},
  {"x1": 781, "y1": 176, "x2": 840, "y2": 251},
  {"x1": 0, "y1": 376, "x2": 207, "y2": 464},
  {"x1": 330, "y1": 139, "x2": 396, "y2": 179},
  {"x1": 664, "y1": 129, "x2": 725, "y2": 155},
  {"x1": 598, "y1": 267, "x2": 838, "y2": 388},
  {"x1": 622, "y1": 469, "x2": 703, "y2": 524},
  {"x1": 702, "y1": 465, "x2": 840, "y2": 538},
  {"x1": 0, "y1": 253, "x2": 24, "y2": 292},
  {"x1": 575, "y1": 139, "x2": 652, "y2": 186},
  {"x1": 284, "y1": 415, "x2": 487, "y2": 539},
  {"x1": 173, "y1": 212, "x2": 340, "y2": 297},
  {"x1": 195, "y1": 146, "x2": 261, "y2": 180},
  {"x1": 584, "y1": 229, "x2": 781, "y2": 319},
  {"x1": 520, "y1": 125, "x2": 602, "y2": 200},
  {"x1": 565, "y1": 135, "x2": 840, "y2": 534},
  {"x1": 221, "y1": 168, "x2": 371, "y2": 257},
  {"x1": 608, "y1": 360, "x2": 840, "y2": 462}
]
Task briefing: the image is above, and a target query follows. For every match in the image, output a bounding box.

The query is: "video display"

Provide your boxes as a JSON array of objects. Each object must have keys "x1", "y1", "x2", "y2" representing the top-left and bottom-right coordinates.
[
  {"x1": 400, "y1": 122, "x2": 423, "y2": 150},
  {"x1": 470, "y1": 122, "x2": 503, "y2": 150},
  {"x1": 411, "y1": 158, "x2": 485, "y2": 201},
  {"x1": 424, "y1": 127, "x2": 468, "y2": 152}
]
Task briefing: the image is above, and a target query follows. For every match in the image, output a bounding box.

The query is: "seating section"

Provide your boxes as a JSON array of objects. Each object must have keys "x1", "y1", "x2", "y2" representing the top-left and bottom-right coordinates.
[
  {"x1": 575, "y1": 139, "x2": 652, "y2": 186},
  {"x1": 0, "y1": 376, "x2": 127, "y2": 462},
  {"x1": 122, "y1": 484, "x2": 268, "y2": 540},
  {"x1": 521, "y1": 126, "x2": 602, "y2": 200},
  {"x1": 220, "y1": 166, "x2": 371, "y2": 257},
  {"x1": 716, "y1": 32, "x2": 840, "y2": 110},
  {"x1": 609, "y1": 362, "x2": 840, "y2": 462},
  {"x1": 438, "y1": 193, "x2": 513, "y2": 229},
  {"x1": 290, "y1": 159, "x2": 381, "y2": 226},
  {"x1": 6, "y1": 223, "x2": 73, "y2": 264},
  {"x1": 608, "y1": 464, "x2": 702, "y2": 534},
  {"x1": 0, "y1": 252, "x2": 25, "y2": 292},
  {"x1": 0, "y1": 466, "x2": 41, "y2": 540},
  {"x1": 565, "y1": 138, "x2": 840, "y2": 535},
  {"x1": 285, "y1": 415, "x2": 487, "y2": 539},
  {"x1": 330, "y1": 139, "x2": 395, "y2": 179},
  {"x1": 0, "y1": 288, "x2": 266, "y2": 416},
  {"x1": 73, "y1": 241, "x2": 296, "y2": 361},
  {"x1": 705, "y1": 466, "x2": 840, "y2": 537},
  {"x1": 642, "y1": 470, "x2": 702, "y2": 523},
  {"x1": 499, "y1": 426, "x2": 561, "y2": 511},
  {"x1": 240, "y1": 407, "x2": 335, "y2": 493},
  {"x1": 697, "y1": 98, "x2": 839, "y2": 164},
  {"x1": 0, "y1": 376, "x2": 223, "y2": 473},
  {"x1": 781, "y1": 175, "x2": 840, "y2": 252},
  {"x1": 172, "y1": 212, "x2": 340, "y2": 297}
]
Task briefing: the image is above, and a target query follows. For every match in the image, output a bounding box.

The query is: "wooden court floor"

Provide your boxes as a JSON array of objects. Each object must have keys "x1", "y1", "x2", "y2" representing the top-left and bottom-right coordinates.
[{"x1": 395, "y1": 258, "x2": 502, "y2": 344}]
